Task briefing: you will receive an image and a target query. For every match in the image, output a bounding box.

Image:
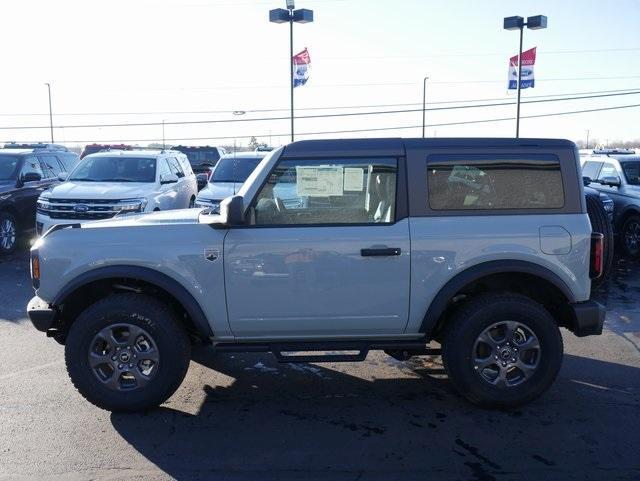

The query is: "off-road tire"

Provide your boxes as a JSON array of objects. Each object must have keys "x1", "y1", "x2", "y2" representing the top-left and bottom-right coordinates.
[
  {"x1": 442, "y1": 293, "x2": 563, "y2": 408},
  {"x1": 0, "y1": 211, "x2": 18, "y2": 255},
  {"x1": 65, "y1": 293, "x2": 191, "y2": 412},
  {"x1": 585, "y1": 194, "x2": 613, "y2": 288},
  {"x1": 620, "y1": 214, "x2": 640, "y2": 258}
]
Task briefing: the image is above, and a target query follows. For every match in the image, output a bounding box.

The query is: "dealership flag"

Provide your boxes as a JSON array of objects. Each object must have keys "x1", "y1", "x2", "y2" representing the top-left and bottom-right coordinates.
[
  {"x1": 508, "y1": 47, "x2": 536, "y2": 89},
  {"x1": 292, "y1": 48, "x2": 311, "y2": 87}
]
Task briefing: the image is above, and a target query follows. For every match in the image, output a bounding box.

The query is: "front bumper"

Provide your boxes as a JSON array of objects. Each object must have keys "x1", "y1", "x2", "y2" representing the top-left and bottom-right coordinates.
[
  {"x1": 27, "y1": 296, "x2": 58, "y2": 332},
  {"x1": 569, "y1": 300, "x2": 606, "y2": 337}
]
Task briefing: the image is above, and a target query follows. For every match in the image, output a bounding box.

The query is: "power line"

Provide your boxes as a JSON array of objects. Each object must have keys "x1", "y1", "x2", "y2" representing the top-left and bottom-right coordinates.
[
  {"x1": 2, "y1": 87, "x2": 638, "y2": 117},
  {"x1": 1, "y1": 90, "x2": 639, "y2": 131},
  {"x1": 5, "y1": 102, "x2": 638, "y2": 144}
]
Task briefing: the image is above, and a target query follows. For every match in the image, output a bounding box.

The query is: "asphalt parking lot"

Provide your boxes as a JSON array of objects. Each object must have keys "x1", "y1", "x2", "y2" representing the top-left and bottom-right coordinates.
[{"x1": 0, "y1": 250, "x2": 639, "y2": 481}]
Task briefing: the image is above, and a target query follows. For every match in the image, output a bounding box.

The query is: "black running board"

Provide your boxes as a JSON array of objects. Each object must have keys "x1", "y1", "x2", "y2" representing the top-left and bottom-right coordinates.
[{"x1": 213, "y1": 340, "x2": 439, "y2": 363}]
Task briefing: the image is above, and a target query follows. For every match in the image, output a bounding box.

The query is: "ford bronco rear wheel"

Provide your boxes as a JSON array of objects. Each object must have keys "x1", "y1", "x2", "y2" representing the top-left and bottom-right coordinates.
[
  {"x1": 65, "y1": 293, "x2": 191, "y2": 412},
  {"x1": 442, "y1": 293, "x2": 563, "y2": 408}
]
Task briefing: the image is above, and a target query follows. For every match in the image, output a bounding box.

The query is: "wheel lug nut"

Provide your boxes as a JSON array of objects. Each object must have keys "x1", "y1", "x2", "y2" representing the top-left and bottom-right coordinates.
[
  {"x1": 129, "y1": 364, "x2": 133, "y2": 368},
  {"x1": 111, "y1": 356, "x2": 117, "y2": 361},
  {"x1": 118, "y1": 364, "x2": 123, "y2": 369}
]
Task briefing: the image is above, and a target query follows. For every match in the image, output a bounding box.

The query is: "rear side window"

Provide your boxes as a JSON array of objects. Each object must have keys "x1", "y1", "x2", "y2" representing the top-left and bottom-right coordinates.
[{"x1": 427, "y1": 154, "x2": 564, "y2": 211}]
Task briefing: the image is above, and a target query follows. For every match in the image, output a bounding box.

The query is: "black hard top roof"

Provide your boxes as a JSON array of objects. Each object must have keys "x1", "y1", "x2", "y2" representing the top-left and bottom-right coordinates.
[{"x1": 281, "y1": 137, "x2": 576, "y2": 158}]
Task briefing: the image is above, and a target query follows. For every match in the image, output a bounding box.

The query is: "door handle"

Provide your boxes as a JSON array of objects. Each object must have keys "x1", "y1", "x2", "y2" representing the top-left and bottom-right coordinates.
[{"x1": 360, "y1": 247, "x2": 401, "y2": 257}]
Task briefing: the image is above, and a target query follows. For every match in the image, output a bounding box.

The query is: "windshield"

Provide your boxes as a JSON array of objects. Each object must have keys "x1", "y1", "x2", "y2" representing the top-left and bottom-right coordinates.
[
  {"x1": 211, "y1": 156, "x2": 262, "y2": 183},
  {"x1": 69, "y1": 156, "x2": 157, "y2": 182},
  {"x1": 622, "y1": 161, "x2": 640, "y2": 186},
  {"x1": 183, "y1": 150, "x2": 220, "y2": 166},
  {"x1": 0, "y1": 154, "x2": 21, "y2": 181}
]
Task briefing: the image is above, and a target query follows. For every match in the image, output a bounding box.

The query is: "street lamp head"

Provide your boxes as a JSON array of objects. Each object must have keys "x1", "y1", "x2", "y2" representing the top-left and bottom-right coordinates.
[
  {"x1": 269, "y1": 8, "x2": 290, "y2": 23},
  {"x1": 292, "y1": 8, "x2": 313, "y2": 23},
  {"x1": 286, "y1": 0, "x2": 295, "y2": 9},
  {"x1": 503, "y1": 15, "x2": 524, "y2": 30},
  {"x1": 526, "y1": 15, "x2": 547, "y2": 30}
]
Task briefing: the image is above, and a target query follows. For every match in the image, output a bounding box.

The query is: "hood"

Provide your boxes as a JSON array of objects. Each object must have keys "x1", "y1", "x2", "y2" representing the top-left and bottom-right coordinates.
[
  {"x1": 80, "y1": 208, "x2": 222, "y2": 230},
  {"x1": 198, "y1": 182, "x2": 239, "y2": 201},
  {"x1": 44, "y1": 181, "x2": 155, "y2": 199},
  {"x1": 0, "y1": 180, "x2": 15, "y2": 194}
]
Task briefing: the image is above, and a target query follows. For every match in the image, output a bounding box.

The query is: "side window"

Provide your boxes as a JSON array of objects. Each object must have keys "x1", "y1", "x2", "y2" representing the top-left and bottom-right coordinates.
[
  {"x1": 177, "y1": 156, "x2": 193, "y2": 176},
  {"x1": 597, "y1": 162, "x2": 619, "y2": 182},
  {"x1": 166, "y1": 157, "x2": 185, "y2": 178},
  {"x1": 37, "y1": 155, "x2": 64, "y2": 178},
  {"x1": 581, "y1": 161, "x2": 602, "y2": 180},
  {"x1": 20, "y1": 157, "x2": 45, "y2": 180},
  {"x1": 158, "y1": 158, "x2": 172, "y2": 179},
  {"x1": 252, "y1": 157, "x2": 397, "y2": 225},
  {"x1": 427, "y1": 155, "x2": 564, "y2": 210}
]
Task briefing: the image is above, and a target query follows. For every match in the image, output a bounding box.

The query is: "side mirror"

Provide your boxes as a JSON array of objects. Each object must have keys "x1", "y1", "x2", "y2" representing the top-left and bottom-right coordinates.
[
  {"x1": 58, "y1": 172, "x2": 68, "y2": 182},
  {"x1": 601, "y1": 176, "x2": 621, "y2": 187},
  {"x1": 582, "y1": 176, "x2": 592, "y2": 186},
  {"x1": 219, "y1": 195, "x2": 244, "y2": 225},
  {"x1": 22, "y1": 172, "x2": 42, "y2": 183},
  {"x1": 160, "y1": 173, "x2": 179, "y2": 184}
]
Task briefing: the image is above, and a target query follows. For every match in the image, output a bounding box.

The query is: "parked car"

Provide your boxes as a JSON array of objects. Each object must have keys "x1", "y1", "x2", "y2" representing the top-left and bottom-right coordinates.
[
  {"x1": 35, "y1": 149, "x2": 197, "y2": 235},
  {"x1": 172, "y1": 145, "x2": 226, "y2": 190},
  {"x1": 581, "y1": 149, "x2": 640, "y2": 257},
  {"x1": 194, "y1": 151, "x2": 268, "y2": 213},
  {"x1": 27, "y1": 138, "x2": 605, "y2": 412},
  {"x1": 80, "y1": 143, "x2": 133, "y2": 159},
  {"x1": 0, "y1": 143, "x2": 80, "y2": 254}
]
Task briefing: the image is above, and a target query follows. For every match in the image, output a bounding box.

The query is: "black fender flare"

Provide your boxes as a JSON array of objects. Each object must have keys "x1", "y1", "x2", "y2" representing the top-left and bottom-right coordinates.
[
  {"x1": 53, "y1": 265, "x2": 213, "y2": 338},
  {"x1": 419, "y1": 260, "x2": 575, "y2": 337}
]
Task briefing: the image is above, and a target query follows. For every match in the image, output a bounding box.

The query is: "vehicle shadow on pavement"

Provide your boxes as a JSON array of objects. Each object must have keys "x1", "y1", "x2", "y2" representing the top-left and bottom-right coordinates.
[{"x1": 110, "y1": 349, "x2": 640, "y2": 481}]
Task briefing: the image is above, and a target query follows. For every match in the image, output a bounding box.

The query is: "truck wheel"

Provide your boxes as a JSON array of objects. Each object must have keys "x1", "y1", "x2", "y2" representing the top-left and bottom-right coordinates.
[
  {"x1": 585, "y1": 194, "x2": 613, "y2": 288},
  {"x1": 441, "y1": 293, "x2": 563, "y2": 408},
  {"x1": 0, "y1": 212, "x2": 18, "y2": 255},
  {"x1": 65, "y1": 293, "x2": 191, "y2": 412},
  {"x1": 621, "y1": 214, "x2": 640, "y2": 258}
]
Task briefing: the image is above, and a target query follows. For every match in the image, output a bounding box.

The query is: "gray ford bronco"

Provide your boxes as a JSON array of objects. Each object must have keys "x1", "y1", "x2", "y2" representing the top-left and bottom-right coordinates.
[{"x1": 27, "y1": 138, "x2": 606, "y2": 412}]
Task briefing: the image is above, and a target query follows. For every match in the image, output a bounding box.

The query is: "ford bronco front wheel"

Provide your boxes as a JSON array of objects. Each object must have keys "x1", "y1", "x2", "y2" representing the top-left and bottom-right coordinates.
[
  {"x1": 442, "y1": 293, "x2": 563, "y2": 408},
  {"x1": 65, "y1": 293, "x2": 191, "y2": 412}
]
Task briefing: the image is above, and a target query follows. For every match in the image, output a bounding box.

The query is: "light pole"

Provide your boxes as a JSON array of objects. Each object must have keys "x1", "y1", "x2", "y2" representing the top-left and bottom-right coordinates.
[
  {"x1": 269, "y1": 1, "x2": 313, "y2": 142},
  {"x1": 421, "y1": 76, "x2": 429, "y2": 138},
  {"x1": 585, "y1": 129, "x2": 590, "y2": 150},
  {"x1": 162, "y1": 119, "x2": 166, "y2": 150},
  {"x1": 503, "y1": 15, "x2": 547, "y2": 138},
  {"x1": 44, "y1": 83, "x2": 54, "y2": 143}
]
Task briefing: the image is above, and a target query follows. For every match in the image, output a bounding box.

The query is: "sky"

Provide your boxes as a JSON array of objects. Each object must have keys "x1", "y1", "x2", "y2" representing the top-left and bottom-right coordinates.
[{"x1": 0, "y1": 0, "x2": 639, "y2": 148}]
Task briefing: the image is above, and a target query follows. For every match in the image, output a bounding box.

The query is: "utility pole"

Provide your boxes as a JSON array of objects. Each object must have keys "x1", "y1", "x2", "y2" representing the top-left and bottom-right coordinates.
[
  {"x1": 422, "y1": 76, "x2": 429, "y2": 138},
  {"x1": 45, "y1": 83, "x2": 54, "y2": 143},
  {"x1": 585, "y1": 129, "x2": 590, "y2": 150},
  {"x1": 162, "y1": 120, "x2": 166, "y2": 150}
]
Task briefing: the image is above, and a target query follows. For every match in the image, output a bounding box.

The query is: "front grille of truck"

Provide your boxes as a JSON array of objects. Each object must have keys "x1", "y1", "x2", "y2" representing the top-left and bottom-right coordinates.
[{"x1": 40, "y1": 199, "x2": 122, "y2": 220}]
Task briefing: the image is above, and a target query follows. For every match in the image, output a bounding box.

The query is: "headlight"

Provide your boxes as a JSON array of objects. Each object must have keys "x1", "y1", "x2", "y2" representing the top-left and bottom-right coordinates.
[
  {"x1": 36, "y1": 198, "x2": 52, "y2": 213},
  {"x1": 116, "y1": 198, "x2": 148, "y2": 213},
  {"x1": 195, "y1": 198, "x2": 220, "y2": 213},
  {"x1": 0, "y1": 193, "x2": 11, "y2": 201},
  {"x1": 602, "y1": 200, "x2": 614, "y2": 213}
]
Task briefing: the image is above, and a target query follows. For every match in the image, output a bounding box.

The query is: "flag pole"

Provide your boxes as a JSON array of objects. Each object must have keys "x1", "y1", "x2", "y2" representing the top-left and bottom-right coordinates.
[
  {"x1": 516, "y1": 25, "x2": 524, "y2": 138},
  {"x1": 289, "y1": 12, "x2": 295, "y2": 142}
]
